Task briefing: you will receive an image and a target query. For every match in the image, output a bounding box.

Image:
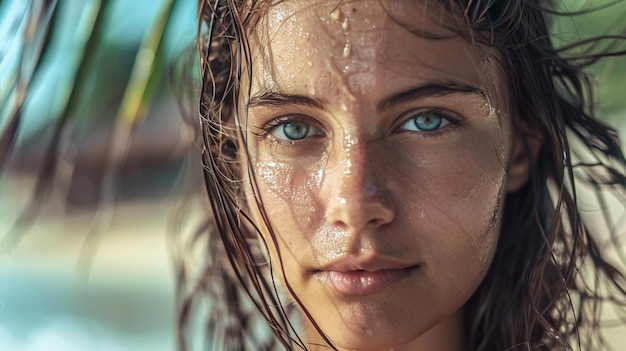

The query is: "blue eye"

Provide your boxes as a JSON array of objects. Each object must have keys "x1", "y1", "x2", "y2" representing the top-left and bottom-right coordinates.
[
  {"x1": 271, "y1": 120, "x2": 321, "y2": 140},
  {"x1": 401, "y1": 111, "x2": 450, "y2": 132}
]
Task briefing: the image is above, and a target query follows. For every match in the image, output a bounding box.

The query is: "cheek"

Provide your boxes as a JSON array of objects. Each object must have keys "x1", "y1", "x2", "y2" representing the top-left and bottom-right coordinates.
[
  {"x1": 398, "y1": 127, "x2": 509, "y2": 278},
  {"x1": 254, "y1": 160, "x2": 324, "y2": 239}
]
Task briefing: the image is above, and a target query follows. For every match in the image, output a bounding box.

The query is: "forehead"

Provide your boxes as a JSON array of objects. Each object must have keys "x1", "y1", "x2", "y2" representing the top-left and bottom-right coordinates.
[{"x1": 249, "y1": 0, "x2": 498, "y2": 103}]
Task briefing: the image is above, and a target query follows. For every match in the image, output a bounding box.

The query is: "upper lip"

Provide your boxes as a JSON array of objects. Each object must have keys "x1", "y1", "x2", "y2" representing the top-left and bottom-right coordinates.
[{"x1": 314, "y1": 255, "x2": 419, "y2": 273}]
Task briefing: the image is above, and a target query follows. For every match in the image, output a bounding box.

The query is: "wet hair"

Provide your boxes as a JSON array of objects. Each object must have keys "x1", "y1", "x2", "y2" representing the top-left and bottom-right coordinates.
[{"x1": 179, "y1": 0, "x2": 626, "y2": 350}]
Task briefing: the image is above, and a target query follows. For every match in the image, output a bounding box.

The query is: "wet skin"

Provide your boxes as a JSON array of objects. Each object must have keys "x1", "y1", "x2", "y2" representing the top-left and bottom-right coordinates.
[{"x1": 244, "y1": 0, "x2": 523, "y2": 350}]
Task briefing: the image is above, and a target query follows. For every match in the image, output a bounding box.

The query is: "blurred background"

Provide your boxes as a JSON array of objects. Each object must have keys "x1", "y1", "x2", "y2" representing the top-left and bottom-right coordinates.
[
  {"x1": 1, "y1": 0, "x2": 197, "y2": 349},
  {"x1": 1, "y1": 0, "x2": 626, "y2": 350}
]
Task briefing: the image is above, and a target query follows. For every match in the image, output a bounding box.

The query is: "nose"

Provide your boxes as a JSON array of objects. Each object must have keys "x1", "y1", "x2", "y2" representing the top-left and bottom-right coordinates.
[{"x1": 324, "y1": 141, "x2": 395, "y2": 232}]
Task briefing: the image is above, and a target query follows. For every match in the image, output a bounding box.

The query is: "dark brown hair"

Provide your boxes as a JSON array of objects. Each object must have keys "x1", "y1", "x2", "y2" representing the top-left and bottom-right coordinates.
[{"x1": 178, "y1": 0, "x2": 626, "y2": 350}]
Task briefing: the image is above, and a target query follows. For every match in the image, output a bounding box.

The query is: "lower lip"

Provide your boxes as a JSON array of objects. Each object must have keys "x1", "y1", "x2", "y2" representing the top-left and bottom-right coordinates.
[{"x1": 313, "y1": 266, "x2": 419, "y2": 295}]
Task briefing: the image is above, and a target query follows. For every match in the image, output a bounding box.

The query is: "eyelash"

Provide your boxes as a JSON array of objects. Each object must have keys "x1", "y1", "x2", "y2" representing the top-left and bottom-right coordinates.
[
  {"x1": 253, "y1": 115, "x2": 325, "y2": 148},
  {"x1": 395, "y1": 108, "x2": 462, "y2": 137},
  {"x1": 253, "y1": 108, "x2": 462, "y2": 147}
]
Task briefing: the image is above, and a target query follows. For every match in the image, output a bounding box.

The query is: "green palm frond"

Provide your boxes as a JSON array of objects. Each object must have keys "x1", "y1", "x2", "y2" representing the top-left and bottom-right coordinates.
[
  {"x1": 76, "y1": 0, "x2": 177, "y2": 278},
  {"x1": 1, "y1": 0, "x2": 108, "y2": 253},
  {"x1": 1, "y1": 0, "x2": 185, "y2": 255},
  {"x1": 0, "y1": 0, "x2": 58, "y2": 173}
]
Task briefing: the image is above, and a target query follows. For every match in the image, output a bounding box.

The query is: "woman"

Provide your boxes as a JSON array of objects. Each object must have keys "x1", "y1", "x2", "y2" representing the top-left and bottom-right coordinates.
[{"x1": 180, "y1": 0, "x2": 626, "y2": 350}]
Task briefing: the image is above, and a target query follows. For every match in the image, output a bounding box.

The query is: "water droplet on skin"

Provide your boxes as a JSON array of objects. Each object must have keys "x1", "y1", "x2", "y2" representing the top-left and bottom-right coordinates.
[
  {"x1": 314, "y1": 168, "x2": 324, "y2": 187},
  {"x1": 339, "y1": 102, "x2": 348, "y2": 111},
  {"x1": 488, "y1": 190, "x2": 502, "y2": 229},
  {"x1": 419, "y1": 209, "x2": 425, "y2": 218},
  {"x1": 342, "y1": 135, "x2": 357, "y2": 175},
  {"x1": 330, "y1": 8, "x2": 341, "y2": 21},
  {"x1": 342, "y1": 42, "x2": 351, "y2": 58},
  {"x1": 312, "y1": 221, "x2": 349, "y2": 261},
  {"x1": 344, "y1": 159, "x2": 352, "y2": 175},
  {"x1": 346, "y1": 71, "x2": 377, "y2": 96},
  {"x1": 488, "y1": 215, "x2": 497, "y2": 228},
  {"x1": 366, "y1": 329, "x2": 374, "y2": 336},
  {"x1": 342, "y1": 18, "x2": 349, "y2": 30},
  {"x1": 306, "y1": 76, "x2": 317, "y2": 95},
  {"x1": 344, "y1": 135, "x2": 357, "y2": 147}
]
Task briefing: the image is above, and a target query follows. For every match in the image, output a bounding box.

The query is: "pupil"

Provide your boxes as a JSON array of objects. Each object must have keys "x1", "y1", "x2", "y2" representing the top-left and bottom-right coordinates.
[
  {"x1": 284, "y1": 122, "x2": 309, "y2": 140},
  {"x1": 415, "y1": 114, "x2": 442, "y2": 131}
]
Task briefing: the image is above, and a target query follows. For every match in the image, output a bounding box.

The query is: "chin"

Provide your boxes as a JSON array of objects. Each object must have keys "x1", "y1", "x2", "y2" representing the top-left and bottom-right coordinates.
[
  {"x1": 328, "y1": 337, "x2": 400, "y2": 351},
  {"x1": 312, "y1": 325, "x2": 420, "y2": 351}
]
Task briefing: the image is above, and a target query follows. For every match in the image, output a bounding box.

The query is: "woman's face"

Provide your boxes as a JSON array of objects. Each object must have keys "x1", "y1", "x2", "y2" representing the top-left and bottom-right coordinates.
[{"x1": 245, "y1": 0, "x2": 514, "y2": 349}]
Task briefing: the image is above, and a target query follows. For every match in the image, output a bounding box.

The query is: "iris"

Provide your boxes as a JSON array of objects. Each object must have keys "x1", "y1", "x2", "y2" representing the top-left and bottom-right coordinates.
[
  {"x1": 280, "y1": 122, "x2": 310, "y2": 140},
  {"x1": 412, "y1": 113, "x2": 443, "y2": 131}
]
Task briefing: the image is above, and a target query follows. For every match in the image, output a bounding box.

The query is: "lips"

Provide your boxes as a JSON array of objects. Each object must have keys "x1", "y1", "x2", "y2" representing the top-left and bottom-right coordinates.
[{"x1": 312, "y1": 257, "x2": 420, "y2": 295}]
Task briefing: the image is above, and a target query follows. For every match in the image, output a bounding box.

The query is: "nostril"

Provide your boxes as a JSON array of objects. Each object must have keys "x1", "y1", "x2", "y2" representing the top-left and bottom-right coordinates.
[
  {"x1": 330, "y1": 219, "x2": 350, "y2": 231},
  {"x1": 368, "y1": 218, "x2": 384, "y2": 227},
  {"x1": 367, "y1": 205, "x2": 395, "y2": 228}
]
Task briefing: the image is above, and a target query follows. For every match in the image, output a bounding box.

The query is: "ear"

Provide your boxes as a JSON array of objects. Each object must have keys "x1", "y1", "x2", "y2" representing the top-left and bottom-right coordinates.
[{"x1": 506, "y1": 131, "x2": 543, "y2": 193}]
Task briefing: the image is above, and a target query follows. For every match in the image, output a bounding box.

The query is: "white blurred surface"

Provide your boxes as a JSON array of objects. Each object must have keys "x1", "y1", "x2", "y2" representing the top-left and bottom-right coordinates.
[{"x1": 0, "y1": 185, "x2": 176, "y2": 351}]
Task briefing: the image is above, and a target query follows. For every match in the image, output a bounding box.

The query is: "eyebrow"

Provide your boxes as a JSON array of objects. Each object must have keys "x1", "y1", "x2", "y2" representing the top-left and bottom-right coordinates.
[
  {"x1": 377, "y1": 83, "x2": 485, "y2": 112},
  {"x1": 248, "y1": 90, "x2": 325, "y2": 109},
  {"x1": 248, "y1": 82, "x2": 485, "y2": 112}
]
